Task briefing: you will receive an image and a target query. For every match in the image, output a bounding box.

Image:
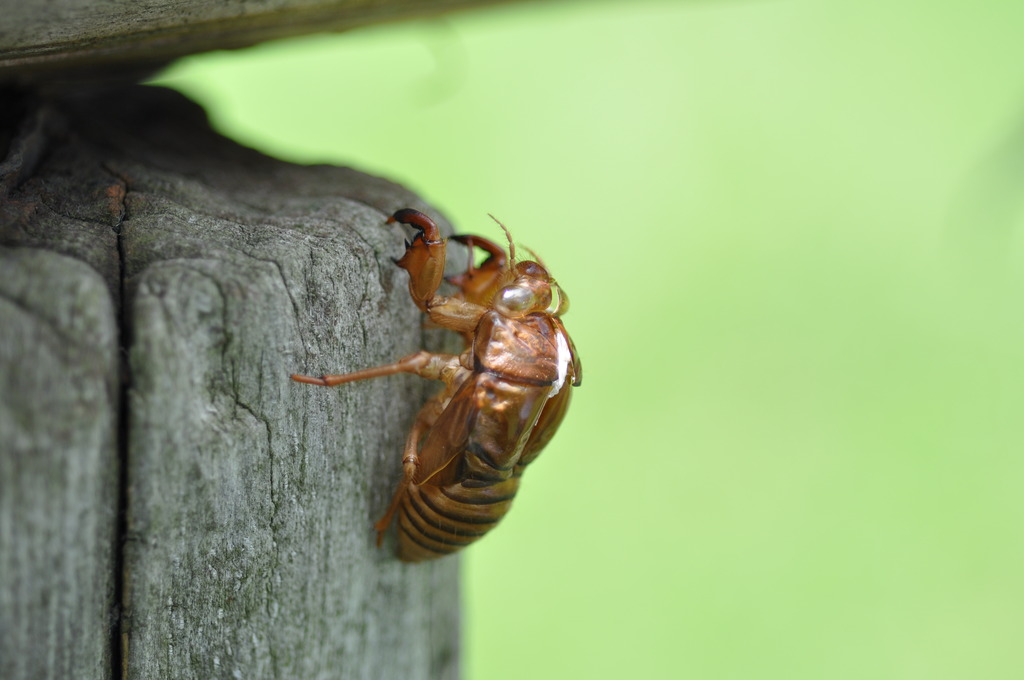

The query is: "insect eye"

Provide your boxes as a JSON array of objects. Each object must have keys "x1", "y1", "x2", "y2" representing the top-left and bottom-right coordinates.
[
  {"x1": 495, "y1": 280, "x2": 551, "y2": 317},
  {"x1": 496, "y1": 286, "x2": 534, "y2": 315}
]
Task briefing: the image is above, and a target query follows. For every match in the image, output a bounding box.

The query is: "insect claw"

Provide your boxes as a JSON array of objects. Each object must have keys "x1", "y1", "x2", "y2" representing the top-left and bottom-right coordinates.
[
  {"x1": 388, "y1": 208, "x2": 442, "y2": 241},
  {"x1": 388, "y1": 209, "x2": 446, "y2": 310}
]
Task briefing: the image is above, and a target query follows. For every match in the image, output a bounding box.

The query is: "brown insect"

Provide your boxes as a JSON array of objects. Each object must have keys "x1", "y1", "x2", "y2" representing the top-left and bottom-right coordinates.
[{"x1": 292, "y1": 208, "x2": 581, "y2": 562}]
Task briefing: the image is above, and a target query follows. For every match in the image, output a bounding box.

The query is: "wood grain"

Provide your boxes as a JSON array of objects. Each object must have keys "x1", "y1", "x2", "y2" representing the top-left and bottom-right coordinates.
[
  {"x1": 0, "y1": 249, "x2": 120, "y2": 680},
  {"x1": 0, "y1": 85, "x2": 461, "y2": 680}
]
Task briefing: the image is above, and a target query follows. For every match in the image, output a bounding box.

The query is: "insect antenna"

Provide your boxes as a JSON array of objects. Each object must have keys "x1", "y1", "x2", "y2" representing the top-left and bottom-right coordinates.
[{"x1": 488, "y1": 213, "x2": 516, "y2": 272}]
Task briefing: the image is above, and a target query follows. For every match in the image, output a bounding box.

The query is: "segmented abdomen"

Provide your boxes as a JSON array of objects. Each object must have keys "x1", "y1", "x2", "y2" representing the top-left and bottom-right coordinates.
[
  {"x1": 396, "y1": 472, "x2": 522, "y2": 562},
  {"x1": 395, "y1": 363, "x2": 554, "y2": 562}
]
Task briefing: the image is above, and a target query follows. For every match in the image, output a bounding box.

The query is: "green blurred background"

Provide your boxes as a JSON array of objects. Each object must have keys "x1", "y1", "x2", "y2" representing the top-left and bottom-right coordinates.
[{"x1": 152, "y1": 1, "x2": 1024, "y2": 677}]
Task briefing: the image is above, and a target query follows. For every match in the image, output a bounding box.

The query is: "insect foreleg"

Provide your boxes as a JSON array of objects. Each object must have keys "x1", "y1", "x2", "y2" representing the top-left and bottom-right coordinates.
[
  {"x1": 389, "y1": 208, "x2": 445, "y2": 312},
  {"x1": 387, "y1": 209, "x2": 490, "y2": 333},
  {"x1": 425, "y1": 296, "x2": 488, "y2": 335}
]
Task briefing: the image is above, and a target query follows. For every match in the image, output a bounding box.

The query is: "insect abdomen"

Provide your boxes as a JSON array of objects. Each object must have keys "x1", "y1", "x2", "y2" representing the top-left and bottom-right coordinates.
[{"x1": 396, "y1": 475, "x2": 522, "y2": 562}]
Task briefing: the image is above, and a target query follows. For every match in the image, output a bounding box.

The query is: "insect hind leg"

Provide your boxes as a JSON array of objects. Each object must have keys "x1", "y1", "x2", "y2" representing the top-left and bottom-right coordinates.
[{"x1": 373, "y1": 392, "x2": 447, "y2": 546}]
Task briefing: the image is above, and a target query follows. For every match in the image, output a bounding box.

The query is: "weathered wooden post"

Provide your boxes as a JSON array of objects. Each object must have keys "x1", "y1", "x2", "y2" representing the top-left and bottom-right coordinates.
[{"x1": 0, "y1": 3, "x2": 504, "y2": 677}]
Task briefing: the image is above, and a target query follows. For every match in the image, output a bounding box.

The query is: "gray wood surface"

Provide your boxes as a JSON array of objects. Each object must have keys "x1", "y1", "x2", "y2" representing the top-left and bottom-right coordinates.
[
  {"x1": 1, "y1": 85, "x2": 461, "y2": 680},
  {"x1": 0, "y1": 0, "x2": 511, "y2": 78},
  {"x1": 0, "y1": 249, "x2": 120, "y2": 680}
]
